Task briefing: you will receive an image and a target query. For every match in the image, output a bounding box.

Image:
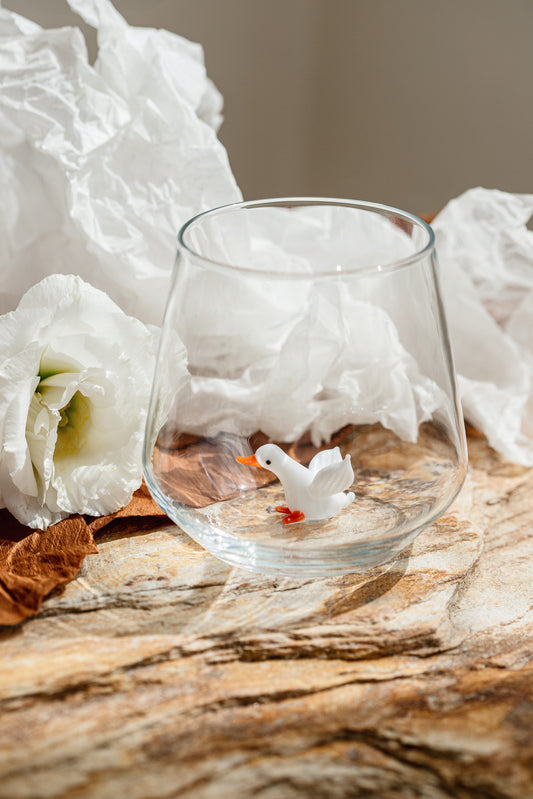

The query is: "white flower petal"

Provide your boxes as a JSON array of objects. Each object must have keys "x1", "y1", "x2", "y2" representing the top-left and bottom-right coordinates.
[
  {"x1": 25, "y1": 392, "x2": 59, "y2": 496},
  {"x1": 0, "y1": 274, "x2": 158, "y2": 528},
  {"x1": 0, "y1": 345, "x2": 41, "y2": 504}
]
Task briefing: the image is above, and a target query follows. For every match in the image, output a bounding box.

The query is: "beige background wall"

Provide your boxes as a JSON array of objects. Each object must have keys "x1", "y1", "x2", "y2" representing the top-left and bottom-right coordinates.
[{"x1": 5, "y1": 0, "x2": 533, "y2": 215}]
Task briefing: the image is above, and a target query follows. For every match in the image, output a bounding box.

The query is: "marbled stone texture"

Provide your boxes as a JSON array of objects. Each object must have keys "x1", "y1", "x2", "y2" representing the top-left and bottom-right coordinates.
[{"x1": 0, "y1": 429, "x2": 532, "y2": 798}]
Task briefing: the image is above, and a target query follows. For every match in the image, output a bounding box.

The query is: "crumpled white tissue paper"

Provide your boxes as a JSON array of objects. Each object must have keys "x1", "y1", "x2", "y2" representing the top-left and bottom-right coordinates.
[
  {"x1": 433, "y1": 187, "x2": 533, "y2": 465},
  {"x1": 173, "y1": 205, "x2": 445, "y2": 446},
  {"x1": 0, "y1": 0, "x2": 241, "y2": 325},
  {"x1": 0, "y1": 0, "x2": 532, "y2": 466}
]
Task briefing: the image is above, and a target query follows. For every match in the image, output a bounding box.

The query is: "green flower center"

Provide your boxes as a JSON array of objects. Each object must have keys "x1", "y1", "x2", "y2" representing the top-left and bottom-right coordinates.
[{"x1": 54, "y1": 391, "x2": 91, "y2": 459}]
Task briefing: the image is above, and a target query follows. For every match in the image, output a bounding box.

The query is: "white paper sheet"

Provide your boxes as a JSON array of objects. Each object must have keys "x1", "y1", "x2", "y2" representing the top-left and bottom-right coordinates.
[
  {"x1": 171, "y1": 207, "x2": 447, "y2": 446},
  {"x1": 433, "y1": 188, "x2": 533, "y2": 465},
  {"x1": 0, "y1": 0, "x2": 241, "y2": 325},
  {"x1": 0, "y1": 2, "x2": 532, "y2": 464}
]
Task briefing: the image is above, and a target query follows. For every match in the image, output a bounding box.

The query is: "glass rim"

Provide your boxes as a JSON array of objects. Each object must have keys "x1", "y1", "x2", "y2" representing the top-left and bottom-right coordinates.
[{"x1": 177, "y1": 197, "x2": 436, "y2": 279}]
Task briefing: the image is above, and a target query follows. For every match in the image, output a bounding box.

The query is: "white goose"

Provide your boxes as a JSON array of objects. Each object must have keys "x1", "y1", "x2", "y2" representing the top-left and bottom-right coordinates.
[{"x1": 237, "y1": 443, "x2": 355, "y2": 524}]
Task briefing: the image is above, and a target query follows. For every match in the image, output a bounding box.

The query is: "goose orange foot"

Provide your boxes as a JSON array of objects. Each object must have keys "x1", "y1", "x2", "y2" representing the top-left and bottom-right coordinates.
[
  {"x1": 281, "y1": 510, "x2": 306, "y2": 525},
  {"x1": 275, "y1": 506, "x2": 290, "y2": 514}
]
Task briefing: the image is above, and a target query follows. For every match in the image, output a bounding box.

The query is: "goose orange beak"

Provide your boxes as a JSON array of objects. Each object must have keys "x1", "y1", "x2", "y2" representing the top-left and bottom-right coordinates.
[{"x1": 236, "y1": 454, "x2": 262, "y2": 468}]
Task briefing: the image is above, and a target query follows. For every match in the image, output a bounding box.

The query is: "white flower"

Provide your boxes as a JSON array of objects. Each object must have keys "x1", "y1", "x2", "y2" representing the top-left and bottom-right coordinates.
[{"x1": 0, "y1": 274, "x2": 157, "y2": 529}]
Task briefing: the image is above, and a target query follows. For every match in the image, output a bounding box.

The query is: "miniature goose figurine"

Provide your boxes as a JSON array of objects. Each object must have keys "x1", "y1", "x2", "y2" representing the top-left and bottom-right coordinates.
[{"x1": 236, "y1": 444, "x2": 355, "y2": 524}]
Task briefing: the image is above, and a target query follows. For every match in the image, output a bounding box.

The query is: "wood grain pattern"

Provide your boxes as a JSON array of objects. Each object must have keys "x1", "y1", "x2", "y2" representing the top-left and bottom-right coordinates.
[{"x1": 0, "y1": 430, "x2": 532, "y2": 799}]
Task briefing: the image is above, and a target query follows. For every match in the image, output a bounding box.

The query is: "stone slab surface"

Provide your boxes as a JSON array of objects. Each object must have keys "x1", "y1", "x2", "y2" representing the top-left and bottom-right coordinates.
[{"x1": 0, "y1": 431, "x2": 532, "y2": 798}]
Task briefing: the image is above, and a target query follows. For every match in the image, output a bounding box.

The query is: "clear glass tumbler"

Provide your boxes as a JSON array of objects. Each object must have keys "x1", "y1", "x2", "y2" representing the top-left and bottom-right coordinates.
[{"x1": 143, "y1": 198, "x2": 467, "y2": 577}]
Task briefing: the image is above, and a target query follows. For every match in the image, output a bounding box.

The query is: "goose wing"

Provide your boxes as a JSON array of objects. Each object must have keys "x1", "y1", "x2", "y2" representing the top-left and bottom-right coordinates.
[
  {"x1": 309, "y1": 453, "x2": 354, "y2": 497},
  {"x1": 308, "y1": 446, "x2": 342, "y2": 472}
]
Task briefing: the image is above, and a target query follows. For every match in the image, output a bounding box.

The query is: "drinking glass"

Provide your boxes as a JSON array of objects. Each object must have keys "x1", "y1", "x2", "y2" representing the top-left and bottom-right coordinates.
[{"x1": 143, "y1": 198, "x2": 467, "y2": 577}]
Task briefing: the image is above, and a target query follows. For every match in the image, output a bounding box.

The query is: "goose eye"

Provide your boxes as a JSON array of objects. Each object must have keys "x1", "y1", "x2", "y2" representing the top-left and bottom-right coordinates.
[{"x1": 266, "y1": 459, "x2": 271, "y2": 465}]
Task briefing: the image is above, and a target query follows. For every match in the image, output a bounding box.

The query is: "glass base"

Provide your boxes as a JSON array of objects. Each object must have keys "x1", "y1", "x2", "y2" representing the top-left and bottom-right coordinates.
[{"x1": 145, "y1": 423, "x2": 466, "y2": 578}]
